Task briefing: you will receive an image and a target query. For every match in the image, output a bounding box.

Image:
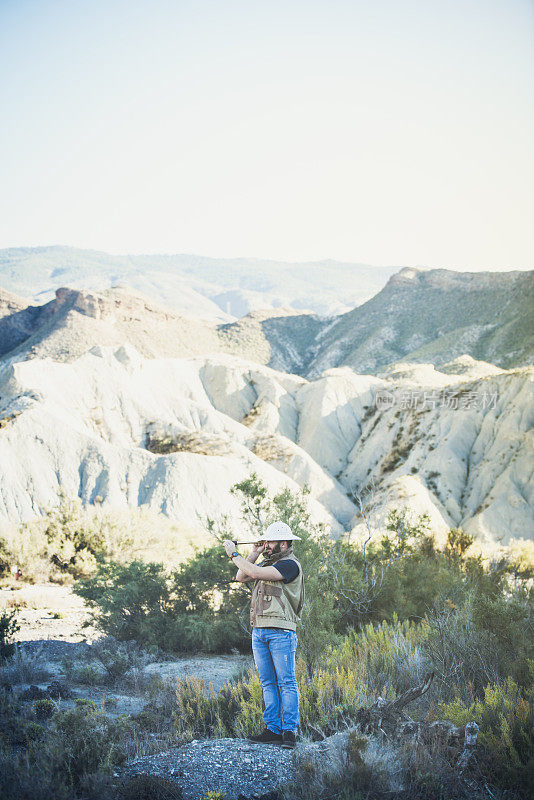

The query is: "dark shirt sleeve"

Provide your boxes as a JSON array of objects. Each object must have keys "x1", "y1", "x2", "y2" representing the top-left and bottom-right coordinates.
[{"x1": 271, "y1": 559, "x2": 300, "y2": 583}]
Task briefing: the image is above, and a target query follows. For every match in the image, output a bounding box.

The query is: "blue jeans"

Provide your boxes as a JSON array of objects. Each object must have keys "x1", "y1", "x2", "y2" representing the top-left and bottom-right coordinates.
[{"x1": 251, "y1": 627, "x2": 299, "y2": 733}]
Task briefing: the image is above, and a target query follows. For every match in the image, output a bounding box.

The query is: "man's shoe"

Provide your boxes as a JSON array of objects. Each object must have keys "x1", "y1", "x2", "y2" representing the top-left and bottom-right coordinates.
[
  {"x1": 247, "y1": 727, "x2": 283, "y2": 745},
  {"x1": 282, "y1": 730, "x2": 297, "y2": 749}
]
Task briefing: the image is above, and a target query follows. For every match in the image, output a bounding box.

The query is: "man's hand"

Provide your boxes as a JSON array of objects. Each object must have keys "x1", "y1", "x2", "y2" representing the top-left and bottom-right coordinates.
[
  {"x1": 223, "y1": 539, "x2": 237, "y2": 557},
  {"x1": 251, "y1": 541, "x2": 266, "y2": 556}
]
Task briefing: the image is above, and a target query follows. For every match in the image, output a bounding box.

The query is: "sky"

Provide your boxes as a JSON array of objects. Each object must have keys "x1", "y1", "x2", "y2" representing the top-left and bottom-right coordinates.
[{"x1": 0, "y1": 0, "x2": 533, "y2": 270}]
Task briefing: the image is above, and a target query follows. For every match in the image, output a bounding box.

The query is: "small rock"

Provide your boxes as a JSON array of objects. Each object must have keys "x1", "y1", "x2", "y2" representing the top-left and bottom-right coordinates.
[
  {"x1": 19, "y1": 685, "x2": 48, "y2": 701},
  {"x1": 47, "y1": 680, "x2": 73, "y2": 699}
]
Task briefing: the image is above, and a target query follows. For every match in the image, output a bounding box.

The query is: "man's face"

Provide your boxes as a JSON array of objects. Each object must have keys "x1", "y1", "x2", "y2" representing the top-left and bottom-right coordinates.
[{"x1": 263, "y1": 540, "x2": 287, "y2": 555}]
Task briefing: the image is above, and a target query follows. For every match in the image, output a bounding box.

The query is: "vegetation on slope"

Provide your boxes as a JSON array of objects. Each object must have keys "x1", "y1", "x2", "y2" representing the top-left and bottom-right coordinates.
[
  {"x1": 308, "y1": 269, "x2": 534, "y2": 374},
  {"x1": 1, "y1": 265, "x2": 532, "y2": 373},
  {"x1": 0, "y1": 476, "x2": 532, "y2": 799}
]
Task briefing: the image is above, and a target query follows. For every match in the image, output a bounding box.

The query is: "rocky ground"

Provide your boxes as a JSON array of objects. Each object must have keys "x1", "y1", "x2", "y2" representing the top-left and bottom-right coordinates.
[{"x1": 119, "y1": 738, "x2": 295, "y2": 800}]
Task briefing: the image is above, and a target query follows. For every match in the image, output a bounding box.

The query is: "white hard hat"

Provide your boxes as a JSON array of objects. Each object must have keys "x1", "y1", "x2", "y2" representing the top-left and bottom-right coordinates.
[{"x1": 239, "y1": 520, "x2": 301, "y2": 543}]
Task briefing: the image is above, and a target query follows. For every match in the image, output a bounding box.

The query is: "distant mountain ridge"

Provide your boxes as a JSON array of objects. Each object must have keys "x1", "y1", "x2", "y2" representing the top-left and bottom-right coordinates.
[
  {"x1": 0, "y1": 245, "x2": 398, "y2": 319},
  {"x1": 1, "y1": 266, "x2": 531, "y2": 375}
]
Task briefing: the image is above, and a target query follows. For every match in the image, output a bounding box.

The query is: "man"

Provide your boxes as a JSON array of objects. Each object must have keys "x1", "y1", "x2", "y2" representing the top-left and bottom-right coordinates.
[{"x1": 223, "y1": 521, "x2": 305, "y2": 749}]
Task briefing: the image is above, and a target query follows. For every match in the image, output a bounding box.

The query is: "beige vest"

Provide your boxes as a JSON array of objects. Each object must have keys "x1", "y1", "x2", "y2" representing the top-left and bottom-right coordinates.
[{"x1": 250, "y1": 549, "x2": 305, "y2": 631}]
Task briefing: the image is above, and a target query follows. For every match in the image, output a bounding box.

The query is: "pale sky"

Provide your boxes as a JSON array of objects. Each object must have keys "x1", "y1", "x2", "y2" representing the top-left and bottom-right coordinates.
[{"x1": 1, "y1": 0, "x2": 533, "y2": 270}]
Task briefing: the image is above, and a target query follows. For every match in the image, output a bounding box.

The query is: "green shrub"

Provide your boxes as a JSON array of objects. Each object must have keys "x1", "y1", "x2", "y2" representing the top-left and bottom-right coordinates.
[
  {"x1": 90, "y1": 636, "x2": 152, "y2": 684},
  {"x1": 0, "y1": 608, "x2": 20, "y2": 661},
  {"x1": 0, "y1": 699, "x2": 134, "y2": 800},
  {"x1": 24, "y1": 721, "x2": 47, "y2": 740},
  {"x1": 73, "y1": 662, "x2": 107, "y2": 685},
  {"x1": 74, "y1": 551, "x2": 250, "y2": 654},
  {"x1": 0, "y1": 687, "x2": 28, "y2": 746},
  {"x1": 4, "y1": 493, "x2": 160, "y2": 584},
  {"x1": 43, "y1": 495, "x2": 108, "y2": 578},
  {"x1": 424, "y1": 589, "x2": 534, "y2": 697},
  {"x1": 1, "y1": 646, "x2": 51, "y2": 685},
  {"x1": 436, "y1": 676, "x2": 534, "y2": 794},
  {"x1": 43, "y1": 703, "x2": 133, "y2": 788},
  {"x1": 73, "y1": 559, "x2": 174, "y2": 645},
  {"x1": 0, "y1": 536, "x2": 12, "y2": 576},
  {"x1": 0, "y1": 684, "x2": 133, "y2": 798},
  {"x1": 33, "y1": 698, "x2": 55, "y2": 720},
  {"x1": 74, "y1": 697, "x2": 98, "y2": 710}
]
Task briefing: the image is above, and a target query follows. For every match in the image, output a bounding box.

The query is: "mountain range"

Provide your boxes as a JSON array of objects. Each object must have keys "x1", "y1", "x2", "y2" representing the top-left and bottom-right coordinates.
[
  {"x1": 0, "y1": 246, "x2": 398, "y2": 319},
  {"x1": 1, "y1": 263, "x2": 532, "y2": 376},
  {"x1": 0, "y1": 249, "x2": 532, "y2": 549}
]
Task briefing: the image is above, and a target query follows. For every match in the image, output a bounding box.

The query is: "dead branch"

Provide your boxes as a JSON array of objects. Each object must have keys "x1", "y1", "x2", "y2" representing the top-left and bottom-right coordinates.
[
  {"x1": 356, "y1": 671, "x2": 435, "y2": 736},
  {"x1": 387, "y1": 670, "x2": 435, "y2": 713}
]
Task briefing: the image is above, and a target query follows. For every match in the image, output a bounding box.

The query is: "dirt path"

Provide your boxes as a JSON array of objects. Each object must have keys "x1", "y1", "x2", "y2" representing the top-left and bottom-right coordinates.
[{"x1": 0, "y1": 580, "x2": 101, "y2": 643}]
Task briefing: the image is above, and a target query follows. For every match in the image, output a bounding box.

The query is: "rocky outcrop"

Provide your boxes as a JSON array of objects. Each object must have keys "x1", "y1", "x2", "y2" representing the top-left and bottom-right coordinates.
[
  {"x1": 0, "y1": 287, "x2": 28, "y2": 319},
  {"x1": 119, "y1": 738, "x2": 294, "y2": 800},
  {"x1": 0, "y1": 286, "x2": 226, "y2": 363}
]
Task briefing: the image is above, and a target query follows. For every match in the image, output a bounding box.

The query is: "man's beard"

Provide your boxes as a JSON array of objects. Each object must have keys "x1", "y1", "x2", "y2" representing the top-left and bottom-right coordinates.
[{"x1": 266, "y1": 543, "x2": 282, "y2": 555}]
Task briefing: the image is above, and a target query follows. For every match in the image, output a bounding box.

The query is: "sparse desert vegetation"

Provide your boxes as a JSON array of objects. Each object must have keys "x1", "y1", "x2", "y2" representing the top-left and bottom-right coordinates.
[
  {"x1": 0, "y1": 494, "x2": 207, "y2": 585},
  {"x1": 0, "y1": 476, "x2": 532, "y2": 799}
]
